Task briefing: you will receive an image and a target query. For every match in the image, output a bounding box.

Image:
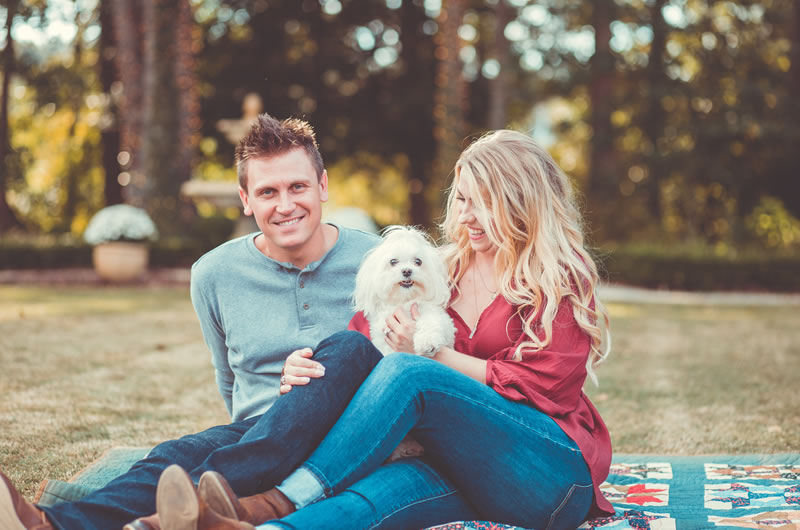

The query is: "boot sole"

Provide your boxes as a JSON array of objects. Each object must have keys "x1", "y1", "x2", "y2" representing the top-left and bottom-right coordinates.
[
  {"x1": 198, "y1": 472, "x2": 239, "y2": 520},
  {"x1": 0, "y1": 479, "x2": 26, "y2": 530},
  {"x1": 123, "y1": 521, "x2": 154, "y2": 530},
  {"x1": 156, "y1": 465, "x2": 199, "y2": 530}
]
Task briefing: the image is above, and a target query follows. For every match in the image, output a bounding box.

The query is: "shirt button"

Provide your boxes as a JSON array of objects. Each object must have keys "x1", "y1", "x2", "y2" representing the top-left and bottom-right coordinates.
[
  {"x1": 299, "y1": 281, "x2": 305, "y2": 288},
  {"x1": 303, "y1": 303, "x2": 309, "y2": 310}
]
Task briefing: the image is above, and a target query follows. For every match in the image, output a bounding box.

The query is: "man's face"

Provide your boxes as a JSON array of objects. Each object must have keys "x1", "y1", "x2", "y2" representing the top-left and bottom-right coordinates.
[{"x1": 239, "y1": 148, "x2": 329, "y2": 263}]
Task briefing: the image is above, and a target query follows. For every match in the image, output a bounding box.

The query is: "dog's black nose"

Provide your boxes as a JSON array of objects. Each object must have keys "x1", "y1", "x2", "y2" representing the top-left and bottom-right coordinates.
[{"x1": 402, "y1": 268, "x2": 412, "y2": 278}]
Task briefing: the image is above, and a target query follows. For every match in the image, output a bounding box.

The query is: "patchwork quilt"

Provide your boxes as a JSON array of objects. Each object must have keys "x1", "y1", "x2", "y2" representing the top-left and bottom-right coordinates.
[
  {"x1": 37, "y1": 451, "x2": 800, "y2": 529},
  {"x1": 428, "y1": 454, "x2": 800, "y2": 530}
]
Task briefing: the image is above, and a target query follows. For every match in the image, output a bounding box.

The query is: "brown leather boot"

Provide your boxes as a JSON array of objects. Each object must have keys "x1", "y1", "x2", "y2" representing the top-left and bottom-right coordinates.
[
  {"x1": 198, "y1": 471, "x2": 296, "y2": 525},
  {"x1": 155, "y1": 465, "x2": 255, "y2": 530},
  {"x1": 0, "y1": 470, "x2": 54, "y2": 530}
]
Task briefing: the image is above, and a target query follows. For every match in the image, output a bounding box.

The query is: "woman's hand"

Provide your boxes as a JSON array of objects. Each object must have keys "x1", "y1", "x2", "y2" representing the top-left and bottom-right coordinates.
[
  {"x1": 384, "y1": 304, "x2": 420, "y2": 354},
  {"x1": 279, "y1": 347, "x2": 326, "y2": 394}
]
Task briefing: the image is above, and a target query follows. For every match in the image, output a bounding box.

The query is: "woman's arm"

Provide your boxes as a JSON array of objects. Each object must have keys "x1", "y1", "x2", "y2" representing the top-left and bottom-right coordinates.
[
  {"x1": 485, "y1": 297, "x2": 591, "y2": 415},
  {"x1": 432, "y1": 346, "x2": 487, "y2": 384},
  {"x1": 385, "y1": 304, "x2": 487, "y2": 383}
]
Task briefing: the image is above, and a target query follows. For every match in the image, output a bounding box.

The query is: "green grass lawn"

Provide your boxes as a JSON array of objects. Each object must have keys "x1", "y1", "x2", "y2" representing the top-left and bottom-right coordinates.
[
  {"x1": 1, "y1": 286, "x2": 799, "y2": 500},
  {"x1": 587, "y1": 303, "x2": 800, "y2": 455}
]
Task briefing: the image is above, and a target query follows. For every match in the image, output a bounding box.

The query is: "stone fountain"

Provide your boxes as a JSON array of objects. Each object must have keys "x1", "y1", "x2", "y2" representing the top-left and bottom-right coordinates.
[{"x1": 181, "y1": 93, "x2": 263, "y2": 237}]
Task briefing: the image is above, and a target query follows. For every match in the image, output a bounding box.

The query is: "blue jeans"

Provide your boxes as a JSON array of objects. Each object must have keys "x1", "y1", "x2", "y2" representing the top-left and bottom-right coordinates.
[
  {"x1": 40, "y1": 331, "x2": 384, "y2": 530},
  {"x1": 274, "y1": 353, "x2": 594, "y2": 530},
  {"x1": 261, "y1": 458, "x2": 478, "y2": 530}
]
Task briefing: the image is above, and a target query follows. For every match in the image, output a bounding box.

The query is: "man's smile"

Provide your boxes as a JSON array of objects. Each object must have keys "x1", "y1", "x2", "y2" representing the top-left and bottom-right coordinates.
[{"x1": 275, "y1": 217, "x2": 303, "y2": 227}]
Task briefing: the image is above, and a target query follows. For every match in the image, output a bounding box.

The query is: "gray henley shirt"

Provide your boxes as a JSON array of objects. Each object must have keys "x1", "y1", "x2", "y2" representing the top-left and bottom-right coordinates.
[{"x1": 190, "y1": 224, "x2": 379, "y2": 422}]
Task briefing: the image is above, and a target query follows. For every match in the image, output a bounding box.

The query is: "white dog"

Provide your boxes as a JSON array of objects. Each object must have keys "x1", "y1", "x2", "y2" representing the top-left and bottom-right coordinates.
[
  {"x1": 353, "y1": 226, "x2": 455, "y2": 462},
  {"x1": 353, "y1": 226, "x2": 455, "y2": 357}
]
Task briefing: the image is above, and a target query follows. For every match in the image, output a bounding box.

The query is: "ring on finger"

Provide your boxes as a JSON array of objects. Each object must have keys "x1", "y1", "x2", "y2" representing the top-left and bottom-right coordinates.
[
  {"x1": 280, "y1": 375, "x2": 287, "y2": 386},
  {"x1": 383, "y1": 328, "x2": 391, "y2": 337}
]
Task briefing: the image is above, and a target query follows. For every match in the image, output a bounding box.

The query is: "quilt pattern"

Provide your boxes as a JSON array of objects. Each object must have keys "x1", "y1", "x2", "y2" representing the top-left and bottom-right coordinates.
[
  {"x1": 427, "y1": 521, "x2": 525, "y2": 530},
  {"x1": 706, "y1": 465, "x2": 800, "y2": 482},
  {"x1": 583, "y1": 454, "x2": 800, "y2": 530},
  {"x1": 611, "y1": 463, "x2": 674, "y2": 480},
  {"x1": 427, "y1": 456, "x2": 800, "y2": 529},
  {"x1": 580, "y1": 510, "x2": 676, "y2": 529},
  {"x1": 707, "y1": 511, "x2": 800, "y2": 528},
  {"x1": 601, "y1": 483, "x2": 670, "y2": 506},
  {"x1": 705, "y1": 483, "x2": 800, "y2": 510}
]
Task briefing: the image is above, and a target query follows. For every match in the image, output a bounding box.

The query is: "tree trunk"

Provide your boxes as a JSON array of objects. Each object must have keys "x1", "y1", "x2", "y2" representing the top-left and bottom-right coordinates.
[
  {"x1": 141, "y1": 0, "x2": 196, "y2": 231},
  {"x1": 487, "y1": 0, "x2": 512, "y2": 130},
  {"x1": 58, "y1": 10, "x2": 87, "y2": 232},
  {"x1": 100, "y1": 0, "x2": 123, "y2": 207},
  {"x1": 400, "y1": 0, "x2": 436, "y2": 228},
  {"x1": 642, "y1": 0, "x2": 667, "y2": 220},
  {"x1": 432, "y1": 0, "x2": 467, "y2": 212},
  {"x1": 111, "y1": 0, "x2": 145, "y2": 203},
  {"x1": 174, "y1": 0, "x2": 199, "y2": 222},
  {"x1": 175, "y1": 0, "x2": 200, "y2": 192},
  {"x1": 0, "y1": 0, "x2": 22, "y2": 232},
  {"x1": 587, "y1": 0, "x2": 618, "y2": 239},
  {"x1": 785, "y1": 0, "x2": 800, "y2": 216},
  {"x1": 794, "y1": 0, "x2": 800, "y2": 97}
]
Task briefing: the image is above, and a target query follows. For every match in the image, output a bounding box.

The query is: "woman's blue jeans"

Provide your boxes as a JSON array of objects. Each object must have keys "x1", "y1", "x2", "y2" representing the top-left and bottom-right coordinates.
[
  {"x1": 271, "y1": 353, "x2": 594, "y2": 530},
  {"x1": 262, "y1": 458, "x2": 478, "y2": 530}
]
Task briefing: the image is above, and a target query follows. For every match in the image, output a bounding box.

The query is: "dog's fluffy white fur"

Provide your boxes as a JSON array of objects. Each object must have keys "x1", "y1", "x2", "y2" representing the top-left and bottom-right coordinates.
[{"x1": 354, "y1": 226, "x2": 455, "y2": 357}]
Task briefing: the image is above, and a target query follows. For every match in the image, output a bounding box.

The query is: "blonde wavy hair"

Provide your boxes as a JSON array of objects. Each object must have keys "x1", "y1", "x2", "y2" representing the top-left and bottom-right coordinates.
[{"x1": 440, "y1": 130, "x2": 610, "y2": 384}]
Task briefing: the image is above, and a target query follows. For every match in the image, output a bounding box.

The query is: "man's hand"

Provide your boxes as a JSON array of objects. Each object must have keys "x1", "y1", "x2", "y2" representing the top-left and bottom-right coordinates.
[
  {"x1": 384, "y1": 303, "x2": 420, "y2": 354},
  {"x1": 280, "y1": 347, "x2": 326, "y2": 394}
]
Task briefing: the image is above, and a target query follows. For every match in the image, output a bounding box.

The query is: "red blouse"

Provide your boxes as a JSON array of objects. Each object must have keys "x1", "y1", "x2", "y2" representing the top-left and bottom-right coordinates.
[{"x1": 348, "y1": 294, "x2": 614, "y2": 517}]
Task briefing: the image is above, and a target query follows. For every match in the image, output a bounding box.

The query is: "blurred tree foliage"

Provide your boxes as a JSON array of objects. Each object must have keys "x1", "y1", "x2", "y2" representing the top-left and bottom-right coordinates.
[
  {"x1": 1, "y1": 0, "x2": 799, "y2": 254},
  {"x1": 1, "y1": 0, "x2": 47, "y2": 232},
  {"x1": 3, "y1": 0, "x2": 104, "y2": 234},
  {"x1": 191, "y1": 0, "x2": 440, "y2": 226}
]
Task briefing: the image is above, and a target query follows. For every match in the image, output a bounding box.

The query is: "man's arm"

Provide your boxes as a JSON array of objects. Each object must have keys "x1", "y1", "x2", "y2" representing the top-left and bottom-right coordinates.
[{"x1": 190, "y1": 265, "x2": 235, "y2": 417}]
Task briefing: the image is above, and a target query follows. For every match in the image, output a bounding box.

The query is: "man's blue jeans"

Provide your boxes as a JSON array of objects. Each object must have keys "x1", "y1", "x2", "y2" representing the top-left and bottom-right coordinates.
[
  {"x1": 270, "y1": 353, "x2": 594, "y2": 530},
  {"x1": 40, "y1": 331, "x2": 385, "y2": 530}
]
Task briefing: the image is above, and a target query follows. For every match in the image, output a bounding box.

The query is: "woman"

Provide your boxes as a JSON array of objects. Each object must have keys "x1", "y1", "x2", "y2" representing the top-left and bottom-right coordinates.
[{"x1": 153, "y1": 130, "x2": 614, "y2": 529}]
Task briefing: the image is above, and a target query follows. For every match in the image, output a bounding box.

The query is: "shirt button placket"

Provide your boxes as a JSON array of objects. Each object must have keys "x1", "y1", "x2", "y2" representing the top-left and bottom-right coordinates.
[
  {"x1": 300, "y1": 278, "x2": 308, "y2": 311},
  {"x1": 298, "y1": 273, "x2": 311, "y2": 326}
]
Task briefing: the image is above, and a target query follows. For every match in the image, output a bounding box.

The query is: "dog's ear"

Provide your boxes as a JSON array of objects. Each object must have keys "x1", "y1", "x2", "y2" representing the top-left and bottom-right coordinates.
[{"x1": 352, "y1": 243, "x2": 383, "y2": 318}]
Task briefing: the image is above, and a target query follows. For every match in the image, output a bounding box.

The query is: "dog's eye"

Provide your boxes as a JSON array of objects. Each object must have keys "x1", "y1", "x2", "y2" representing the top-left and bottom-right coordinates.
[
  {"x1": 389, "y1": 259, "x2": 398, "y2": 266},
  {"x1": 414, "y1": 258, "x2": 422, "y2": 266}
]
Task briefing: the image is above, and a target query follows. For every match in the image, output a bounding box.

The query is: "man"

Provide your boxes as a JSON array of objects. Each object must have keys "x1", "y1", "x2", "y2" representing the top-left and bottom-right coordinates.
[{"x1": 0, "y1": 114, "x2": 382, "y2": 529}]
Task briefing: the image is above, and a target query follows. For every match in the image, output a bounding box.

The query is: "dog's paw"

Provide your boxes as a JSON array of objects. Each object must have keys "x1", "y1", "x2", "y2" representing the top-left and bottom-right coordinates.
[
  {"x1": 414, "y1": 342, "x2": 440, "y2": 357},
  {"x1": 413, "y1": 308, "x2": 455, "y2": 357},
  {"x1": 413, "y1": 329, "x2": 447, "y2": 357}
]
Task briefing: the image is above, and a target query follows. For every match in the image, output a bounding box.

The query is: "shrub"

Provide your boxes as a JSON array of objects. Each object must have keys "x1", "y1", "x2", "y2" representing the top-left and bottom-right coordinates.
[
  {"x1": 0, "y1": 237, "x2": 212, "y2": 270},
  {"x1": 3, "y1": 234, "x2": 799, "y2": 292},
  {"x1": 1, "y1": 214, "x2": 235, "y2": 271},
  {"x1": 0, "y1": 239, "x2": 92, "y2": 269},
  {"x1": 83, "y1": 205, "x2": 159, "y2": 245},
  {"x1": 597, "y1": 244, "x2": 800, "y2": 292}
]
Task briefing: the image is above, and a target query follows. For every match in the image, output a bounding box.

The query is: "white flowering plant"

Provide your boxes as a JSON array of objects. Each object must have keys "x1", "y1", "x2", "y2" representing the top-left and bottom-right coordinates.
[{"x1": 83, "y1": 204, "x2": 159, "y2": 245}]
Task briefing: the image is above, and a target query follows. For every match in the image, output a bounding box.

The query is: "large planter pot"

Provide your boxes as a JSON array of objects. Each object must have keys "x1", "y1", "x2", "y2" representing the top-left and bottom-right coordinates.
[{"x1": 92, "y1": 242, "x2": 149, "y2": 282}]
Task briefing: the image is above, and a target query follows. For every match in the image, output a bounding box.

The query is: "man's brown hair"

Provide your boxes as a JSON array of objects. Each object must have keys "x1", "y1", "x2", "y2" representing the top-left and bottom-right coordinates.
[{"x1": 235, "y1": 113, "x2": 324, "y2": 190}]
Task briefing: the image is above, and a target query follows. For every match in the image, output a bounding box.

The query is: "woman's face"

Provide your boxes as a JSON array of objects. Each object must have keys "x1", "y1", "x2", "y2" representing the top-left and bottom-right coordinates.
[{"x1": 455, "y1": 178, "x2": 497, "y2": 256}]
